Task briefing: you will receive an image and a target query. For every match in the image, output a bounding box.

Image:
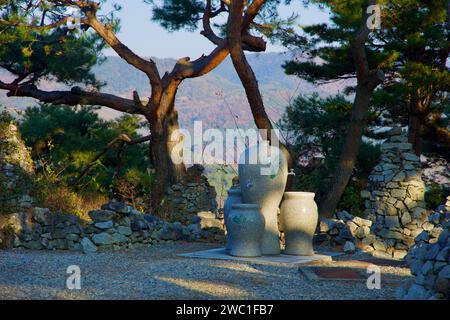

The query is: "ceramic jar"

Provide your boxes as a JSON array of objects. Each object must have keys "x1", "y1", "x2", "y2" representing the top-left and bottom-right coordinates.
[
  {"x1": 223, "y1": 187, "x2": 243, "y2": 251},
  {"x1": 280, "y1": 192, "x2": 318, "y2": 256},
  {"x1": 238, "y1": 142, "x2": 288, "y2": 255},
  {"x1": 228, "y1": 204, "x2": 265, "y2": 257}
]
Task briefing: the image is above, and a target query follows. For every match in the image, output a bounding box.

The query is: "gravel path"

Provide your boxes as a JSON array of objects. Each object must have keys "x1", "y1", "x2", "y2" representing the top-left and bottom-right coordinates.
[{"x1": 0, "y1": 242, "x2": 412, "y2": 300}]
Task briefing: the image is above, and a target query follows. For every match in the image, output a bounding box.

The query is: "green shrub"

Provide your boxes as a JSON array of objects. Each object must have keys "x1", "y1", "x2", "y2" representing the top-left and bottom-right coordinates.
[{"x1": 425, "y1": 183, "x2": 449, "y2": 210}]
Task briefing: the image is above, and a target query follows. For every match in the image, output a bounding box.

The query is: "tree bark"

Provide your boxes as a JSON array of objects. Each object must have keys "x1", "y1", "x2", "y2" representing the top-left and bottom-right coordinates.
[
  {"x1": 408, "y1": 95, "x2": 424, "y2": 155},
  {"x1": 147, "y1": 84, "x2": 186, "y2": 211},
  {"x1": 319, "y1": 0, "x2": 384, "y2": 218},
  {"x1": 226, "y1": 0, "x2": 294, "y2": 181},
  {"x1": 319, "y1": 85, "x2": 372, "y2": 217},
  {"x1": 0, "y1": 0, "x2": 269, "y2": 213}
]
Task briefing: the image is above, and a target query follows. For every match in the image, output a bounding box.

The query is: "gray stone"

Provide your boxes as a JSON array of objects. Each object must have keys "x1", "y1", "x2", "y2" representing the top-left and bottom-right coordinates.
[
  {"x1": 80, "y1": 237, "x2": 97, "y2": 253},
  {"x1": 415, "y1": 231, "x2": 429, "y2": 243},
  {"x1": 352, "y1": 216, "x2": 372, "y2": 227},
  {"x1": 88, "y1": 210, "x2": 117, "y2": 222},
  {"x1": 102, "y1": 202, "x2": 132, "y2": 214},
  {"x1": 22, "y1": 241, "x2": 43, "y2": 250},
  {"x1": 438, "y1": 265, "x2": 450, "y2": 279},
  {"x1": 51, "y1": 229, "x2": 66, "y2": 239},
  {"x1": 117, "y1": 226, "x2": 132, "y2": 236},
  {"x1": 373, "y1": 240, "x2": 387, "y2": 252},
  {"x1": 405, "y1": 284, "x2": 429, "y2": 300},
  {"x1": 393, "y1": 250, "x2": 408, "y2": 260},
  {"x1": 379, "y1": 229, "x2": 404, "y2": 240},
  {"x1": 435, "y1": 276, "x2": 449, "y2": 294},
  {"x1": 422, "y1": 222, "x2": 434, "y2": 231},
  {"x1": 421, "y1": 260, "x2": 434, "y2": 275},
  {"x1": 94, "y1": 220, "x2": 114, "y2": 229},
  {"x1": 63, "y1": 225, "x2": 82, "y2": 235},
  {"x1": 112, "y1": 233, "x2": 129, "y2": 244},
  {"x1": 424, "y1": 244, "x2": 440, "y2": 260},
  {"x1": 65, "y1": 233, "x2": 79, "y2": 241},
  {"x1": 391, "y1": 189, "x2": 407, "y2": 198},
  {"x1": 403, "y1": 153, "x2": 420, "y2": 162},
  {"x1": 116, "y1": 216, "x2": 131, "y2": 227},
  {"x1": 32, "y1": 207, "x2": 51, "y2": 225},
  {"x1": 392, "y1": 172, "x2": 405, "y2": 182},
  {"x1": 411, "y1": 207, "x2": 427, "y2": 220},
  {"x1": 385, "y1": 216, "x2": 400, "y2": 228},
  {"x1": 158, "y1": 224, "x2": 183, "y2": 241},
  {"x1": 436, "y1": 247, "x2": 449, "y2": 262},
  {"x1": 401, "y1": 211, "x2": 412, "y2": 226},
  {"x1": 343, "y1": 241, "x2": 356, "y2": 254},
  {"x1": 92, "y1": 232, "x2": 113, "y2": 245}
]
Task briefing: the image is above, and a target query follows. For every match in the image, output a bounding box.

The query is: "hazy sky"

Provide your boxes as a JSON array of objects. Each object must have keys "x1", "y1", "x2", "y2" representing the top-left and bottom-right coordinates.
[{"x1": 101, "y1": 1, "x2": 330, "y2": 58}]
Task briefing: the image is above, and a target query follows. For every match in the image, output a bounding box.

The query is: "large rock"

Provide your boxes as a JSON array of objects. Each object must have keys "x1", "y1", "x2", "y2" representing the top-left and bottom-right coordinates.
[
  {"x1": 92, "y1": 232, "x2": 114, "y2": 245},
  {"x1": 101, "y1": 202, "x2": 132, "y2": 215},
  {"x1": 80, "y1": 237, "x2": 97, "y2": 254},
  {"x1": 88, "y1": 210, "x2": 117, "y2": 222}
]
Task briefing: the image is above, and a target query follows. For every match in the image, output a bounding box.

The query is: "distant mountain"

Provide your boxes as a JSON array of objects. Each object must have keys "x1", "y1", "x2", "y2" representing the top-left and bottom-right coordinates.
[{"x1": 0, "y1": 52, "x2": 343, "y2": 129}]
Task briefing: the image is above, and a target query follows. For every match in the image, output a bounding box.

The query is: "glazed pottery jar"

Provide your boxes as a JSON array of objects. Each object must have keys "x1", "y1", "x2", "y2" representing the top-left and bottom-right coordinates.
[
  {"x1": 228, "y1": 203, "x2": 265, "y2": 257},
  {"x1": 223, "y1": 188, "x2": 243, "y2": 251},
  {"x1": 280, "y1": 192, "x2": 318, "y2": 256},
  {"x1": 238, "y1": 142, "x2": 288, "y2": 255}
]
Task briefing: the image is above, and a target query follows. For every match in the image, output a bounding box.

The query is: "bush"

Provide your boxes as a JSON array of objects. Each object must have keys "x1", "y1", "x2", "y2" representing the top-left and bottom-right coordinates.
[
  {"x1": 278, "y1": 94, "x2": 381, "y2": 215},
  {"x1": 36, "y1": 185, "x2": 84, "y2": 217},
  {"x1": 425, "y1": 183, "x2": 449, "y2": 210},
  {"x1": 19, "y1": 104, "x2": 151, "y2": 198}
]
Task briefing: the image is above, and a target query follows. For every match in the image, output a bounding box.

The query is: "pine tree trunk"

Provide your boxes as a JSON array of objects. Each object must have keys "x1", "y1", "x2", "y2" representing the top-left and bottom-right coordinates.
[
  {"x1": 147, "y1": 99, "x2": 186, "y2": 211},
  {"x1": 319, "y1": 85, "x2": 371, "y2": 218},
  {"x1": 408, "y1": 95, "x2": 424, "y2": 155}
]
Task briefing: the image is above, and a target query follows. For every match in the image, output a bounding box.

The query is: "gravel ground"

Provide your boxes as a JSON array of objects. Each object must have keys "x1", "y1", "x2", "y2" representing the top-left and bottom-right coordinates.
[{"x1": 0, "y1": 242, "x2": 412, "y2": 300}]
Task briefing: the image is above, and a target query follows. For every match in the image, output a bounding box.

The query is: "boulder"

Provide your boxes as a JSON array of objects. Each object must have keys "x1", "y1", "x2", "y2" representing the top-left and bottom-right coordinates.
[{"x1": 80, "y1": 237, "x2": 97, "y2": 254}]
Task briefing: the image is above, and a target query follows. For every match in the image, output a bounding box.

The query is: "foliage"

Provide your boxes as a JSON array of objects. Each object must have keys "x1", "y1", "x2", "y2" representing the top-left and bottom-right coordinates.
[
  {"x1": 281, "y1": 0, "x2": 449, "y2": 140},
  {"x1": 425, "y1": 183, "x2": 449, "y2": 210},
  {"x1": 0, "y1": 1, "x2": 112, "y2": 88},
  {"x1": 19, "y1": 104, "x2": 151, "y2": 199},
  {"x1": 278, "y1": 94, "x2": 381, "y2": 214}
]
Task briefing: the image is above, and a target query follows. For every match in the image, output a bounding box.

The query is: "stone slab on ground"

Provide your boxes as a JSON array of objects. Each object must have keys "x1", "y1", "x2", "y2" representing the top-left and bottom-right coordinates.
[
  {"x1": 300, "y1": 267, "x2": 366, "y2": 281},
  {"x1": 177, "y1": 247, "x2": 340, "y2": 266}
]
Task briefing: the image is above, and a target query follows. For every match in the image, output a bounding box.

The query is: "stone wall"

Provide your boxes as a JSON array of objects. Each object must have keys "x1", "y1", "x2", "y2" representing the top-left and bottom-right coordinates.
[
  {"x1": 397, "y1": 198, "x2": 449, "y2": 300},
  {"x1": 0, "y1": 116, "x2": 35, "y2": 247},
  {"x1": 0, "y1": 118, "x2": 34, "y2": 213},
  {"x1": 165, "y1": 165, "x2": 219, "y2": 223},
  {"x1": 164, "y1": 165, "x2": 224, "y2": 240},
  {"x1": 2, "y1": 201, "x2": 205, "y2": 253},
  {"x1": 316, "y1": 199, "x2": 449, "y2": 260}
]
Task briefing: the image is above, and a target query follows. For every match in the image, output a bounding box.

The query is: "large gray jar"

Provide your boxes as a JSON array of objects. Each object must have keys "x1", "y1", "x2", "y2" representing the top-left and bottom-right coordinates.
[
  {"x1": 280, "y1": 192, "x2": 318, "y2": 256},
  {"x1": 228, "y1": 204, "x2": 265, "y2": 257},
  {"x1": 223, "y1": 188, "x2": 242, "y2": 251},
  {"x1": 238, "y1": 142, "x2": 288, "y2": 255}
]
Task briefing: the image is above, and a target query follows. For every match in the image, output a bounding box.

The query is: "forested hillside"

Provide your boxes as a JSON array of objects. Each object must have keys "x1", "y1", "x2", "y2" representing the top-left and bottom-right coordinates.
[{"x1": 0, "y1": 53, "x2": 337, "y2": 129}]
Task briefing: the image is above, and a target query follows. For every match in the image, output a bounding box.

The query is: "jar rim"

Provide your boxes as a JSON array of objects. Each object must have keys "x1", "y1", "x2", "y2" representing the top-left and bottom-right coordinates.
[{"x1": 284, "y1": 191, "x2": 315, "y2": 197}]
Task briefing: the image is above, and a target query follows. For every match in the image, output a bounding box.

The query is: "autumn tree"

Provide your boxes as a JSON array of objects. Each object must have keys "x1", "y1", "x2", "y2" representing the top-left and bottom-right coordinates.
[{"x1": 0, "y1": 0, "x2": 268, "y2": 209}]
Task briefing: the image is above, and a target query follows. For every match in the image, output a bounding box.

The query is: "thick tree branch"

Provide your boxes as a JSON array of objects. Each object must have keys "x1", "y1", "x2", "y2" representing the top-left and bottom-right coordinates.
[
  {"x1": 0, "y1": 80, "x2": 141, "y2": 114},
  {"x1": 227, "y1": 0, "x2": 274, "y2": 136},
  {"x1": 242, "y1": 0, "x2": 266, "y2": 31},
  {"x1": 83, "y1": 8, "x2": 162, "y2": 103}
]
